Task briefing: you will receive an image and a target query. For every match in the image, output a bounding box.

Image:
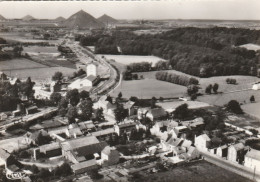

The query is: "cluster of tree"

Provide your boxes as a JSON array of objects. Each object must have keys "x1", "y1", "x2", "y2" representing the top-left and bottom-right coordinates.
[
  {"x1": 0, "y1": 77, "x2": 35, "y2": 112},
  {"x1": 0, "y1": 45, "x2": 24, "y2": 61},
  {"x1": 226, "y1": 78, "x2": 237, "y2": 84},
  {"x1": 27, "y1": 162, "x2": 72, "y2": 181},
  {"x1": 69, "y1": 69, "x2": 86, "y2": 79},
  {"x1": 226, "y1": 100, "x2": 243, "y2": 114},
  {"x1": 34, "y1": 131, "x2": 52, "y2": 146},
  {"x1": 0, "y1": 37, "x2": 7, "y2": 44},
  {"x1": 155, "y1": 72, "x2": 199, "y2": 86},
  {"x1": 205, "y1": 83, "x2": 219, "y2": 94},
  {"x1": 126, "y1": 62, "x2": 152, "y2": 72},
  {"x1": 79, "y1": 34, "x2": 104, "y2": 46},
  {"x1": 122, "y1": 71, "x2": 139, "y2": 80},
  {"x1": 57, "y1": 46, "x2": 73, "y2": 53},
  {"x1": 93, "y1": 27, "x2": 259, "y2": 77}
]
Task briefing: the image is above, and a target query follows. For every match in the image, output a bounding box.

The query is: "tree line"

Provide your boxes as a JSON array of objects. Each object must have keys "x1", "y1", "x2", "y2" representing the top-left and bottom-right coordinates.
[
  {"x1": 155, "y1": 71, "x2": 199, "y2": 86},
  {"x1": 85, "y1": 27, "x2": 259, "y2": 77}
]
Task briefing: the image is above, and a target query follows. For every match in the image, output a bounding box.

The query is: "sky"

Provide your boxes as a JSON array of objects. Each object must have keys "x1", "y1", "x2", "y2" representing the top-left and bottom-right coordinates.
[{"x1": 0, "y1": 0, "x2": 259, "y2": 20}]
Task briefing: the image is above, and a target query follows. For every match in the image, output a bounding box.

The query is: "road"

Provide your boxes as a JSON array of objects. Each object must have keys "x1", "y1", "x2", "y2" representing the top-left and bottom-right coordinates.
[
  {"x1": 0, "y1": 107, "x2": 57, "y2": 131},
  {"x1": 65, "y1": 40, "x2": 119, "y2": 98}
]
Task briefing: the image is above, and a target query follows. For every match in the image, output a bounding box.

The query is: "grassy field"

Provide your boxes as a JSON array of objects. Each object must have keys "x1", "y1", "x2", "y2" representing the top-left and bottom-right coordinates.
[
  {"x1": 24, "y1": 46, "x2": 60, "y2": 55},
  {"x1": 133, "y1": 160, "x2": 252, "y2": 182},
  {"x1": 136, "y1": 70, "x2": 260, "y2": 106},
  {"x1": 110, "y1": 79, "x2": 187, "y2": 99},
  {"x1": 241, "y1": 102, "x2": 260, "y2": 120},
  {"x1": 0, "y1": 32, "x2": 63, "y2": 44},
  {"x1": 97, "y1": 54, "x2": 166, "y2": 67},
  {"x1": 2, "y1": 67, "x2": 75, "y2": 82},
  {"x1": 0, "y1": 58, "x2": 47, "y2": 70},
  {"x1": 157, "y1": 101, "x2": 211, "y2": 112}
]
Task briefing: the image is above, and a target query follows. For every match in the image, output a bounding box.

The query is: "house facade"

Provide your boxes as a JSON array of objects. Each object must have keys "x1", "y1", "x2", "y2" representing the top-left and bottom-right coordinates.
[
  {"x1": 194, "y1": 134, "x2": 211, "y2": 151},
  {"x1": 244, "y1": 149, "x2": 260, "y2": 172},
  {"x1": 227, "y1": 143, "x2": 246, "y2": 164}
]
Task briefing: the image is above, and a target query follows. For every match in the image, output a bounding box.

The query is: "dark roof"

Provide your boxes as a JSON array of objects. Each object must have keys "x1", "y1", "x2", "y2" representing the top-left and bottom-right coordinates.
[
  {"x1": 149, "y1": 108, "x2": 167, "y2": 118},
  {"x1": 72, "y1": 141, "x2": 108, "y2": 157},
  {"x1": 0, "y1": 148, "x2": 10, "y2": 160},
  {"x1": 71, "y1": 159, "x2": 97, "y2": 171},
  {"x1": 39, "y1": 142, "x2": 61, "y2": 153},
  {"x1": 86, "y1": 75, "x2": 97, "y2": 82},
  {"x1": 61, "y1": 136, "x2": 100, "y2": 151}
]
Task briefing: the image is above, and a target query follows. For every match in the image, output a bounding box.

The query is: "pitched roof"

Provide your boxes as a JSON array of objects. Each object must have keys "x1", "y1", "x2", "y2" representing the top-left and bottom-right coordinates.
[
  {"x1": 246, "y1": 149, "x2": 260, "y2": 161},
  {"x1": 71, "y1": 159, "x2": 97, "y2": 171},
  {"x1": 86, "y1": 75, "x2": 97, "y2": 82},
  {"x1": 61, "y1": 136, "x2": 100, "y2": 151},
  {"x1": 181, "y1": 139, "x2": 192, "y2": 148},
  {"x1": 0, "y1": 148, "x2": 10, "y2": 160},
  {"x1": 90, "y1": 128, "x2": 115, "y2": 137},
  {"x1": 167, "y1": 137, "x2": 183, "y2": 147},
  {"x1": 149, "y1": 108, "x2": 167, "y2": 118},
  {"x1": 232, "y1": 143, "x2": 244, "y2": 151},
  {"x1": 198, "y1": 134, "x2": 211, "y2": 141},
  {"x1": 72, "y1": 141, "x2": 108, "y2": 157},
  {"x1": 39, "y1": 142, "x2": 61, "y2": 153},
  {"x1": 123, "y1": 101, "x2": 135, "y2": 109}
]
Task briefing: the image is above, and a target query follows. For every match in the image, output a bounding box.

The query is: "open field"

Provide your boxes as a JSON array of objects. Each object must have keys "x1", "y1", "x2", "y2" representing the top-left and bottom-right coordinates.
[
  {"x1": 241, "y1": 102, "x2": 260, "y2": 120},
  {"x1": 136, "y1": 70, "x2": 260, "y2": 106},
  {"x1": 157, "y1": 100, "x2": 211, "y2": 112},
  {"x1": 110, "y1": 79, "x2": 186, "y2": 99},
  {"x1": 97, "y1": 54, "x2": 166, "y2": 66},
  {"x1": 133, "y1": 160, "x2": 252, "y2": 182},
  {"x1": 0, "y1": 58, "x2": 47, "y2": 70},
  {"x1": 1, "y1": 66, "x2": 75, "y2": 82},
  {"x1": 0, "y1": 32, "x2": 62, "y2": 44},
  {"x1": 24, "y1": 46, "x2": 60, "y2": 56}
]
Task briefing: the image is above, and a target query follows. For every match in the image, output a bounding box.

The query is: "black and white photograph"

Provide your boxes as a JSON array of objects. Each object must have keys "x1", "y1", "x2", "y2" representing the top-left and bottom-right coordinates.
[{"x1": 0, "y1": 0, "x2": 260, "y2": 181}]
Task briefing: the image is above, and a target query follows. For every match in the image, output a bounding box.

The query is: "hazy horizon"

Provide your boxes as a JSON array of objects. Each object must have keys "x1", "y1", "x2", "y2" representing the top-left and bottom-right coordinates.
[{"x1": 0, "y1": 0, "x2": 260, "y2": 21}]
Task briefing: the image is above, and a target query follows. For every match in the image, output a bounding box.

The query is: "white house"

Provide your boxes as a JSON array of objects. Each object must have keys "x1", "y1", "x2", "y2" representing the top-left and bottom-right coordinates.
[
  {"x1": 68, "y1": 76, "x2": 99, "y2": 91},
  {"x1": 216, "y1": 145, "x2": 228, "y2": 158},
  {"x1": 227, "y1": 143, "x2": 246, "y2": 164},
  {"x1": 252, "y1": 82, "x2": 260, "y2": 90},
  {"x1": 86, "y1": 62, "x2": 98, "y2": 77},
  {"x1": 194, "y1": 134, "x2": 211, "y2": 151},
  {"x1": 244, "y1": 149, "x2": 260, "y2": 172}
]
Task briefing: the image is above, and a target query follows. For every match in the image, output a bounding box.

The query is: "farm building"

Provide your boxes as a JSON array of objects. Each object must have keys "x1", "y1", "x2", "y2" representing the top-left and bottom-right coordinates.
[
  {"x1": 194, "y1": 134, "x2": 211, "y2": 151},
  {"x1": 146, "y1": 108, "x2": 167, "y2": 121},
  {"x1": 86, "y1": 62, "x2": 98, "y2": 77},
  {"x1": 39, "y1": 142, "x2": 62, "y2": 158},
  {"x1": 68, "y1": 75, "x2": 99, "y2": 91},
  {"x1": 61, "y1": 136, "x2": 108, "y2": 164},
  {"x1": 71, "y1": 159, "x2": 98, "y2": 174}
]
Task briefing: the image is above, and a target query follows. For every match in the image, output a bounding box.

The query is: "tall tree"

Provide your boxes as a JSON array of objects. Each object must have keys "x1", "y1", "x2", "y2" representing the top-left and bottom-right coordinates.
[
  {"x1": 213, "y1": 83, "x2": 219, "y2": 93},
  {"x1": 79, "y1": 98, "x2": 93, "y2": 120},
  {"x1": 66, "y1": 89, "x2": 80, "y2": 106},
  {"x1": 52, "y1": 71, "x2": 63, "y2": 81}
]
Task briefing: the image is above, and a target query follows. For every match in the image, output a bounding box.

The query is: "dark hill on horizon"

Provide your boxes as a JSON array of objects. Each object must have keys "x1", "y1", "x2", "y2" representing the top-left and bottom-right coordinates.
[
  {"x1": 22, "y1": 15, "x2": 36, "y2": 21},
  {"x1": 55, "y1": 16, "x2": 66, "y2": 22},
  {"x1": 98, "y1": 14, "x2": 118, "y2": 24},
  {"x1": 63, "y1": 10, "x2": 104, "y2": 29},
  {"x1": 0, "y1": 14, "x2": 6, "y2": 20}
]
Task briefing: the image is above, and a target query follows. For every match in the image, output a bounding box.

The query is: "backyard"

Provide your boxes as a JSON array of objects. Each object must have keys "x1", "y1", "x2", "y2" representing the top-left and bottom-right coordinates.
[{"x1": 131, "y1": 160, "x2": 252, "y2": 182}]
